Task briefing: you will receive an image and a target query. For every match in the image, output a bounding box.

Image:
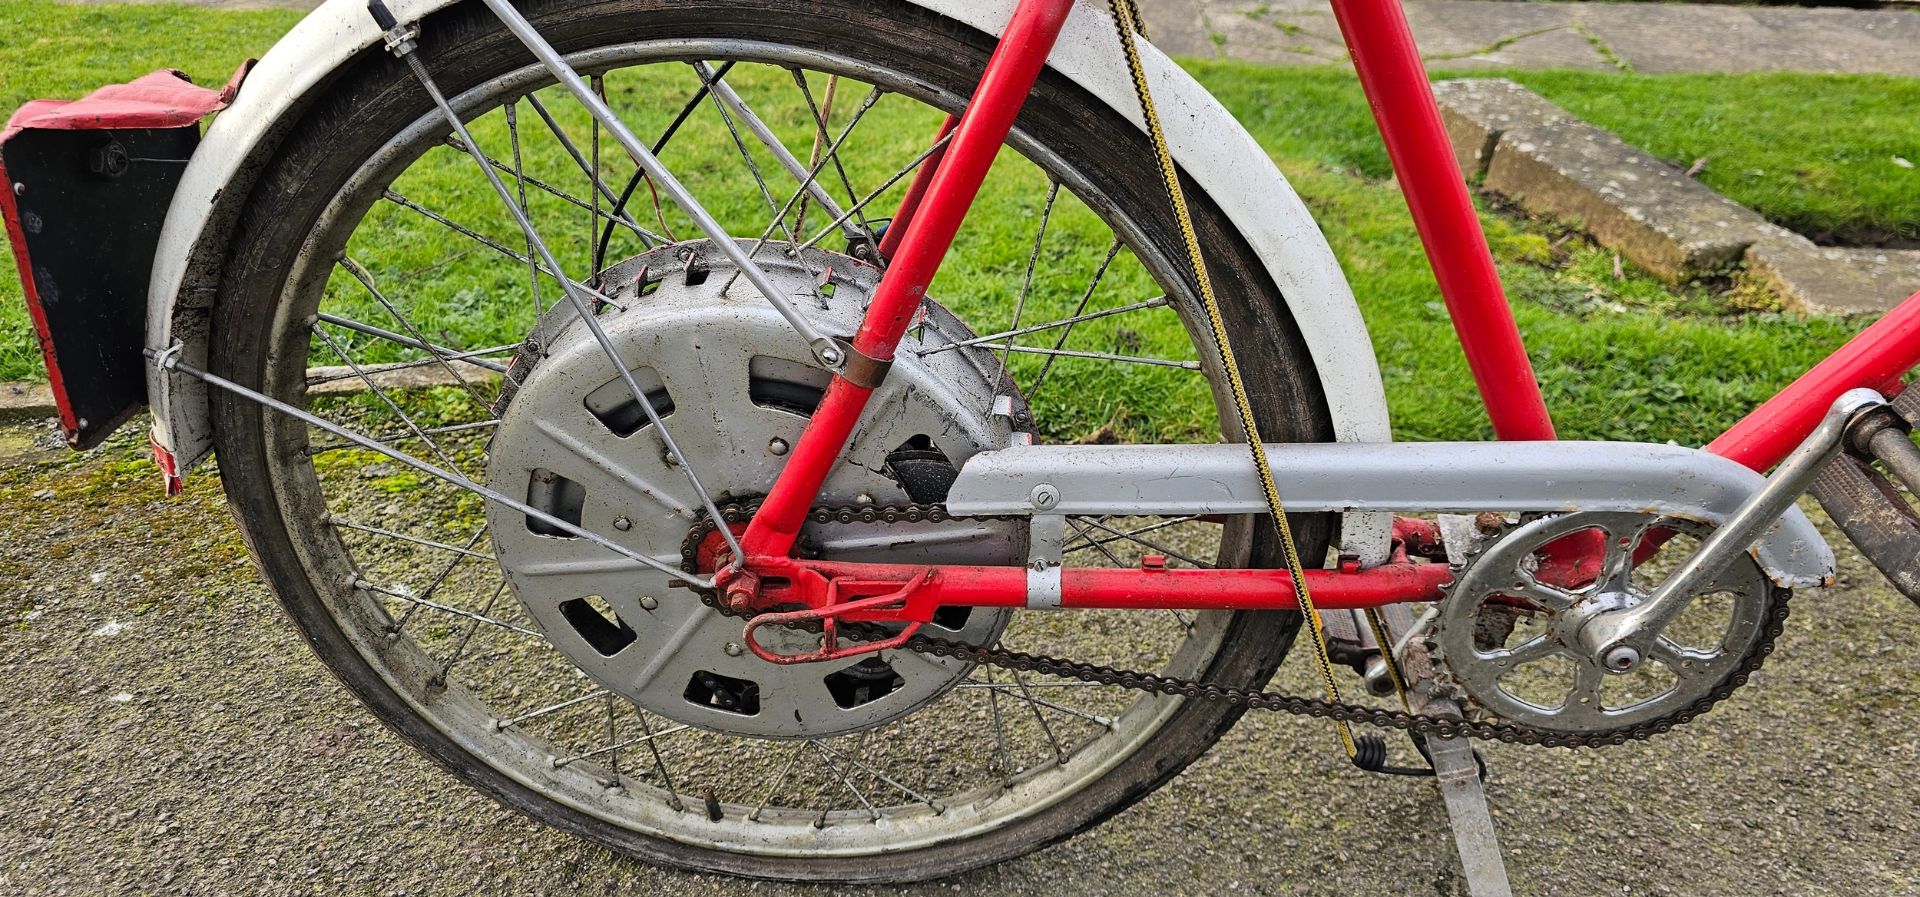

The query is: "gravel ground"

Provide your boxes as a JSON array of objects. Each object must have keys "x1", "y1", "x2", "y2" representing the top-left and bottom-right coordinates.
[{"x1": 2, "y1": 415, "x2": 1918, "y2": 897}]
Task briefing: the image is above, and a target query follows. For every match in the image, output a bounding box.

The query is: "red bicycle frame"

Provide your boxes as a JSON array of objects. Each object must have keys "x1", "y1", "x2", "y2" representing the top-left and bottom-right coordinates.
[{"x1": 716, "y1": 0, "x2": 1920, "y2": 638}]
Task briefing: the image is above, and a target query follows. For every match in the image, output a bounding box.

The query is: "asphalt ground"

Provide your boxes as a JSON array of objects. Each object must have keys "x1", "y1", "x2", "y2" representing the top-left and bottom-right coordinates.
[{"x1": 2, "y1": 415, "x2": 1918, "y2": 896}]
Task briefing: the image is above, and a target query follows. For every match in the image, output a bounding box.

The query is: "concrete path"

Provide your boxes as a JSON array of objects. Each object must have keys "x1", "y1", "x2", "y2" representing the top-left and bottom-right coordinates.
[
  {"x1": 1140, "y1": 0, "x2": 1920, "y2": 74},
  {"x1": 52, "y1": 0, "x2": 1920, "y2": 76},
  {"x1": 4, "y1": 417, "x2": 1919, "y2": 894}
]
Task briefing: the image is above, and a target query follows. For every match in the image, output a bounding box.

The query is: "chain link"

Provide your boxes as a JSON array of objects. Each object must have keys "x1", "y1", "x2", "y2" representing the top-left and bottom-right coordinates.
[{"x1": 680, "y1": 500, "x2": 1792, "y2": 749}]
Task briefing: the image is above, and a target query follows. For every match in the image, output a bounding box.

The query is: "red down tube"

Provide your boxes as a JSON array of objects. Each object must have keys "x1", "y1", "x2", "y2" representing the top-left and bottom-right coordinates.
[
  {"x1": 1330, "y1": 0, "x2": 1556, "y2": 441},
  {"x1": 740, "y1": 0, "x2": 1076, "y2": 560}
]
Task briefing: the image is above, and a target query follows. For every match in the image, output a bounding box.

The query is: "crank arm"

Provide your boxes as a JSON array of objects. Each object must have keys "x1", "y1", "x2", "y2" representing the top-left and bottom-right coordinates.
[
  {"x1": 1577, "y1": 388, "x2": 1887, "y2": 667},
  {"x1": 946, "y1": 436, "x2": 1838, "y2": 590}
]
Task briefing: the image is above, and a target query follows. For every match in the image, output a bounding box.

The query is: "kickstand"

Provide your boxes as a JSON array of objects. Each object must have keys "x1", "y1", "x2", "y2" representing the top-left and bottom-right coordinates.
[
  {"x1": 1342, "y1": 588, "x2": 1514, "y2": 897},
  {"x1": 1419, "y1": 698, "x2": 1513, "y2": 897}
]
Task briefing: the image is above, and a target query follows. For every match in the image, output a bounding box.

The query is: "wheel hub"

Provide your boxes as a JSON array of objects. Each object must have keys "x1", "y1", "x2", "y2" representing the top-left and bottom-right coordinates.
[{"x1": 485, "y1": 240, "x2": 1023, "y2": 739}]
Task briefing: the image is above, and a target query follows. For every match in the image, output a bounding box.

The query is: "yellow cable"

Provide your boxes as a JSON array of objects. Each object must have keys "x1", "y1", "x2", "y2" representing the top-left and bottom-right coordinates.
[{"x1": 1105, "y1": 0, "x2": 1359, "y2": 758}]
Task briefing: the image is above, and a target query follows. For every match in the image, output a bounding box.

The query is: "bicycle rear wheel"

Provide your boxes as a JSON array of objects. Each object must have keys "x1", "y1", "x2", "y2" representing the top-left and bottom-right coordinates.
[{"x1": 209, "y1": 0, "x2": 1333, "y2": 880}]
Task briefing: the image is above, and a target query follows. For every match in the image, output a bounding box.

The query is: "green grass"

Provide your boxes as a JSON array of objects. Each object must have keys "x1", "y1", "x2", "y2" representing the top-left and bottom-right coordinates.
[
  {"x1": 1492, "y1": 70, "x2": 1920, "y2": 247},
  {"x1": 0, "y1": 2, "x2": 1895, "y2": 448},
  {"x1": 0, "y1": 0, "x2": 304, "y2": 384}
]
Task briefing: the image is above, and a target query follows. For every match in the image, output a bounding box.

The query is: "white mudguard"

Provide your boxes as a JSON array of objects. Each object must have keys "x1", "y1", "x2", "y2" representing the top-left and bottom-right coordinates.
[{"x1": 144, "y1": 0, "x2": 1397, "y2": 558}]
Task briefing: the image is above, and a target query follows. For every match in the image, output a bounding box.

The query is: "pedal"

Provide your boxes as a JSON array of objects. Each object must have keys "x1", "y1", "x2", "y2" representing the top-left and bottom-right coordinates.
[{"x1": 1812, "y1": 390, "x2": 1920, "y2": 607}]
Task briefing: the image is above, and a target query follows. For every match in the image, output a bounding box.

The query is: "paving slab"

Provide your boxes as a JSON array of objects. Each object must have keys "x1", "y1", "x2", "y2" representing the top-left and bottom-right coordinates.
[
  {"x1": 1431, "y1": 78, "x2": 1577, "y2": 179},
  {"x1": 0, "y1": 381, "x2": 55, "y2": 421},
  {"x1": 1142, "y1": 0, "x2": 1920, "y2": 75},
  {"x1": 1747, "y1": 237, "x2": 1920, "y2": 316},
  {"x1": 1484, "y1": 116, "x2": 1791, "y2": 281}
]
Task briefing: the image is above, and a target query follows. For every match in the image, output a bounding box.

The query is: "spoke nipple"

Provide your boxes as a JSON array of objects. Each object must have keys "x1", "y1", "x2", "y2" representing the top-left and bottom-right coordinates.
[
  {"x1": 725, "y1": 642, "x2": 744, "y2": 657},
  {"x1": 613, "y1": 515, "x2": 633, "y2": 532},
  {"x1": 640, "y1": 596, "x2": 659, "y2": 611},
  {"x1": 663, "y1": 450, "x2": 680, "y2": 467},
  {"x1": 768, "y1": 437, "x2": 790, "y2": 456}
]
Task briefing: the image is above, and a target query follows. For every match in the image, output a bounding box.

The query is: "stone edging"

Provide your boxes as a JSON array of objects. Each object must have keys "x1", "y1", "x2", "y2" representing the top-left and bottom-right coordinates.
[{"x1": 1433, "y1": 77, "x2": 1920, "y2": 315}]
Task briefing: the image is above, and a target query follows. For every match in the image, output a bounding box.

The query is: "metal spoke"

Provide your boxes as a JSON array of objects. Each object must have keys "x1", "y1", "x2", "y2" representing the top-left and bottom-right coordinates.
[
  {"x1": 794, "y1": 131, "x2": 955, "y2": 251},
  {"x1": 601, "y1": 692, "x2": 620, "y2": 787},
  {"x1": 983, "y1": 666, "x2": 1013, "y2": 774},
  {"x1": 994, "y1": 180, "x2": 1061, "y2": 383},
  {"x1": 691, "y1": 62, "x2": 858, "y2": 241},
  {"x1": 696, "y1": 63, "x2": 830, "y2": 309},
  {"x1": 551, "y1": 723, "x2": 690, "y2": 767},
  {"x1": 748, "y1": 742, "x2": 811, "y2": 822},
  {"x1": 312, "y1": 324, "x2": 469, "y2": 476},
  {"x1": 631, "y1": 710, "x2": 686, "y2": 811},
  {"x1": 812, "y1": 739, "x2": 946, "y2": 813},
  {"x1": 307, "y1": 419, "x2": 500, "y2": 456},
  {"x1": 431, "y1": 579, "x2": 511, "y2": 686},
  {"x1": 467, "y1": 6, "x2": 836, "y2": 356},
  {"x1": 303, "y1": 345, "x2": 520, "y2": 385},
  {"x1": 441, "y1": 134, "x2": 660, "y2": 244},
  {"x1": 922, "y1": 295, "x2": 1166, "y2": 356},
  {"x1": 516, "y1": 92, "x2": 667, "y2": 246},
  {"x1": 789, "y1": 69, "x2": 873, "y2": 241},
  {"x1": 1065, "y1": 518, "x2": 1127, "y2": 567},
  {"x1": 158, "y1": 352, "x2": 710, "y2": 587},
  {"x1": 337, "y1": 258, "x2": 500, "y2": 413},
  {"x1": 809, "y1": 740, "x2": 880, "y2": 821},
  {"x1": 327, "y1": 517, "x2": 497, "y2": 561},
  {"x1": 1026, "y1": 238, "x2": 1125, "y2": 403},
  {"x1": 1009, "y1": 669, "x2": 1069, "y2": 765},
  {"x1": 959, "y1": 684, "x2": 1115, "y2": 729},
  {"x1": 735, "y1": 84, "x2": 885, "y2": 269},
  {"x1": 356, "y1": 577, "x2": 542, "y2": 637},
  {"x1": 996, "y1": 343, "x2": 1202, "y2": 371},
  {"x1": 503, "y1": 99, "x2": 554, "y2": 358},
  {"x1": 1071, "y1": 516, "x2": 1215, "y2": 569},
  {"x1": 492, "y1": 689, "x2": 609, "y2": 731},
  {"x1": 1062, "y1": 514, "x2": 1203, "y2": 557},
  {"x1": 379, "y1": 190, "x2": 621, "y2": 308},
  {"x1": 374, "y1": 525, "x2": 492, "y2": 634},
  {"x1": 314, "y1": 311, "x2": 509, "y2": 374},
  {"x1": 594, "y1": 61, "x2": 736, "y2": 271}
]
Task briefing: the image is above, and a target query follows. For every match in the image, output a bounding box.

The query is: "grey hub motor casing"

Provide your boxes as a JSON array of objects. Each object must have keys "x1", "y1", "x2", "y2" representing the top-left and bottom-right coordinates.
[{"x1": 486, "y1": 240, "x2": 1023, "y2": 739}]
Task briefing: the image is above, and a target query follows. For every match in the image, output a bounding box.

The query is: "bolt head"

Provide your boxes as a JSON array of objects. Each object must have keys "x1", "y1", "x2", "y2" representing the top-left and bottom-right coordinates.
[
  {"x1": 640, "y1": 596, "x2": 659, "y2": 611},
  {"x1": 612, "y1": 515, "x2": 633, "y2": 531},
  {"x1": 725, "y1": 642, "x2": 744, "y2": 657},
  {"x1": 768, "y1": 437, "x2": 790, "y2": 456},
  {"x1": 1030, "y1": 483, "x2": 1061, "y2": 511},
  {"x1": 819, "y1": 346, "x2": 843, "y2": 366},
  {"x1": 11, "y1": 182, "x2": 22, "y2": 196},
  {"x1": 1602, "y1": 644, "x2": 1642, "y2": 673}
]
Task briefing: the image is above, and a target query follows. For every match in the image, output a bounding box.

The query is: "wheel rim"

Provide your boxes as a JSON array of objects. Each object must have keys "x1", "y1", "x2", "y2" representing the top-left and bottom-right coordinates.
[{"x1": 246, "y1": 34, "x2": 1294, "y2": 860}]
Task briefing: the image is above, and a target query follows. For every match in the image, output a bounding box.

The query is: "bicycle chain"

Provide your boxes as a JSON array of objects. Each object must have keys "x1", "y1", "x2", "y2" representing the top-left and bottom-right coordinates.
[{"x1": 679, "y1": 500, "x2": 1792, "y2": 749}]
